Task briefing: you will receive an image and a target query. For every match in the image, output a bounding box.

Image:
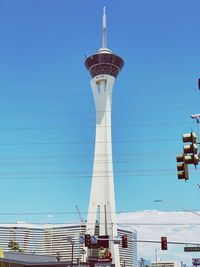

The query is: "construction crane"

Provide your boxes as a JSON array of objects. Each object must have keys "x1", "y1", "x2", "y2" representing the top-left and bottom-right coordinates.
[{"x1": 75, "y1": 205, "x2": 84, "y2": 223}]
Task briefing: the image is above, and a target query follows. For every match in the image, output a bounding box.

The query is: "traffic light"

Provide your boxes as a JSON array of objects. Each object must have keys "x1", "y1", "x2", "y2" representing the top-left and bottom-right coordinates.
[
  {"x1": 161, "y1": 236, "x2": 167, "y2": 250},
  {"x1": 85, "y1": 234, "x2": 91, "y2": 248},
  {"x1": 182, "y1": 132, "x2": 199, "y2": 166},
  {"x1": 176, "y1": 154, "x2": 189, "y2": 180},
  {"x1": 122, "y1": 234, "x2": 128, "y2": 248}
]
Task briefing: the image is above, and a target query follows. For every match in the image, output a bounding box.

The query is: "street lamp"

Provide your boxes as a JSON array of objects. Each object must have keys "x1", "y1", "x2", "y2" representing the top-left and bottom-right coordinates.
[
  {"x1": 64, "y1": 237, "x2": 74, "y2": 267},
  {"x1": 71, "y1": 241, "x2": 74, "y2": 267},
  {"x1": 154, "y1": 199, "x2": 200, "y2": 217}
]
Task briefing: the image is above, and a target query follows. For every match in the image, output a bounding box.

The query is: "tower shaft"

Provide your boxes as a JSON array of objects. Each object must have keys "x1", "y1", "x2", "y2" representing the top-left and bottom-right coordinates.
[
  {"x1": 84, "y1": 9, "x2": 124, "y2": 266},
  {"x1": 86, "y1": 74, "x2": 120, "y2": 265}
]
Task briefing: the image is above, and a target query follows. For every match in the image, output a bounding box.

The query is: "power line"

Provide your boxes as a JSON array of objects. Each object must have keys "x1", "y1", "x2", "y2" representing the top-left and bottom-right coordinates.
[
  {"x1": 0, "y1": 122, "x2": 192, "y2": 132},
  {"x1": 0, "y1": 210, "x2": 199, "y2": 224},
  {"x1": 0, "y1": 158, "x2": 175, "y2": 166},
  {"x1": 0, "y1": 219, "x2": 199, "y2": 227},
  {"x1": 0, "y1": 105, "x2": 199, "y2": 117},
  {"x1": 0, "y1": 154, "x2": 177, "y2": 165},
  {"x1": 0, "y1": 138, "x2": 179, "y2": 146},
  {"x1": 0, "y1": 168, "x2": 176, "y2": 174},
  {"x1": 0, "y1": 172, "x2": 196, "y2": 180},
  {"x1": 1, "y1": 167, "x2": 198, "y2": 179},
  {"x1": 0, "y1": 210, "x2": 199, "y2": 216},
  {"x1": 0, "y1": 221, "x2": 200, "y2": 226},
  {"x1": 0, "y1": 88, "x2": 194, "y2": 101},
  {"x1": 0, "y1": 151, "x2": 181, "y2": 159}
]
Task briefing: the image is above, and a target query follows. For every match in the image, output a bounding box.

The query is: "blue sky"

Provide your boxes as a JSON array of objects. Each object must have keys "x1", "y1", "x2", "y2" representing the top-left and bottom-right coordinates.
[{"x1": 0, "y1": 0, "x2": 200, "y2": 230}]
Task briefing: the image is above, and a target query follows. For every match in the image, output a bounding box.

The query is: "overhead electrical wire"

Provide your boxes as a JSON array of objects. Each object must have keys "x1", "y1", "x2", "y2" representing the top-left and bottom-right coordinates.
[
  {"x1": 0, "y1": 122, "x2": 192, "y2": 132},
  {"x1": 0, "y1": 151, "x2": 182, "y2": 159},
  {"x1": 0, "y1": 88, "x2": 195, "y2": 101},
  {"x1": 0, "y1": 221, "x2": 199, "y2": 226},
  {"x1": 0, "y1": 159, "x2": 175, "y2": 167},
  {"x1": 0, "y1": 211, "x2": 199, "y2": 215},
  {"x1": 0, "y1": 209, "x2": 199, "y2": 216},
  {"x1": 0, "y1": 105, "x2": 199, "y2": 117},
  {"x1": 0, "y1": 138, "x2": 179, "y2": 146},
  {"x1": 0, "y1": 168, "x2": 177, "y2": 174},
  {"x1": 0, "y1": 172, "x2": 197, "y2": 180},
  {"x1": 0, "y1": 93, "x2": 196, "y2": 217}
]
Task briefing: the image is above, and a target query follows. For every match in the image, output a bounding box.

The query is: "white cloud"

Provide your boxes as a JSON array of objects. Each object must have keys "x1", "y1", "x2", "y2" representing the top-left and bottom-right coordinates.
[
  {"x1": 117, "y1": 210, "x2": 200, "y2": 266},
  {"x1": 47, "y1": 214, "x2": 54, "y2": 218}
]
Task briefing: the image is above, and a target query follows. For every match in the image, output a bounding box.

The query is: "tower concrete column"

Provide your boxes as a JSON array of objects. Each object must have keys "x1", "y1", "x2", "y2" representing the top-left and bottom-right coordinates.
[
  {"x1": 87, "y1": 74, "x2": 119, "y2": 264},
  {"x1": 84, "y1": 8, "x2": 124, "y2": 267}
]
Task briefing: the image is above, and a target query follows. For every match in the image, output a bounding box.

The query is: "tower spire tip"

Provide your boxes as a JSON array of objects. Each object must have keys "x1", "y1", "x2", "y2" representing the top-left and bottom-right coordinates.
[{"x1": 102, "y1": 6, "x2": 107, "y2": 48}]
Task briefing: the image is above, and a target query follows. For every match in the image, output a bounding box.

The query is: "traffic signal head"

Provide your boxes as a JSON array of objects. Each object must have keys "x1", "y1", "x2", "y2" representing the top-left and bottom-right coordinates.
[
  {"x1": 161, "y1": 236, "x2": 167, "y2": 250},
  {"x1": 176, "y1": 155, "x2": 189, "y2": 180},
  {"x1": 184, "y1": 154, "x2": 199, "y2": 166},
  {"x1": 182, "y1": 132, "x2": 197, "y2": 143},
  {"x1": 85, "y1": 234, "x2": 91, "y2": 248},
  {"x1": 122, "y1": 234, "x2": 128, "y2": 248},
  {"x1": 183, "y1": 144, "x2": 198, "y2": 155},
  {"x1": 182, "y1": 132, "x2": 199, "y2": 166}
]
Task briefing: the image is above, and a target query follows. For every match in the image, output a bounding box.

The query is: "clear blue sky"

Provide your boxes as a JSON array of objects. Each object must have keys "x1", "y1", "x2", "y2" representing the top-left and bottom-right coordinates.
[{"x1": 0, "y1": 0, "x2": 200, "y2": 224}]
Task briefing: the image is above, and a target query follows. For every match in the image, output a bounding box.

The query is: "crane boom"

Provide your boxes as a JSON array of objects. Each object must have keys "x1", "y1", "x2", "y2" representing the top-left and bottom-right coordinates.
[{"x1": 75, "y1": 205, "x2": 84, "y2": 223}]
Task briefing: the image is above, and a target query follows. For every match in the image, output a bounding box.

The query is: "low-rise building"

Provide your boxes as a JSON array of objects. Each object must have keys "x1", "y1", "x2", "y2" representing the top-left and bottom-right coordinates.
[
  {"x1": 0, "y1": 222, "x2": 137, "y2": 267},
  {"x1": 151, "y1": 260, "x2": 182, "y2": 267}
]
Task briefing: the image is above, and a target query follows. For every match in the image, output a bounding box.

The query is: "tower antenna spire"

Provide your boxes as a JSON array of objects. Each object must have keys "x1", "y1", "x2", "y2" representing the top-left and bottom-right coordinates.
[{"x1": 103, "y1": 6, "x2": 107, "y2": 48}]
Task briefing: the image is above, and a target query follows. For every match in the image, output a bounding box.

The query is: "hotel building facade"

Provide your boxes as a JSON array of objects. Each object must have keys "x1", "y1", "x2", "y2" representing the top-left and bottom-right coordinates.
[{"x1": 0, "y1": 223, "x2": 137, "y2": 267}]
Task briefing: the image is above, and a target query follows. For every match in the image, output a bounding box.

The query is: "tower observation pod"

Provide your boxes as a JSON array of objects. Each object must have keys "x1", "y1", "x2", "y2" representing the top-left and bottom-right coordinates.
[{"x1": 84, "y1": 7, "x2": 124, "y2": 267}]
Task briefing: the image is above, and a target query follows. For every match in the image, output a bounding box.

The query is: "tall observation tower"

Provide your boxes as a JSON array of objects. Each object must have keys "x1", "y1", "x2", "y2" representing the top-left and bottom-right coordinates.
[{"x1": 84, "y1": 7, "x2": 124, "y2": 266}]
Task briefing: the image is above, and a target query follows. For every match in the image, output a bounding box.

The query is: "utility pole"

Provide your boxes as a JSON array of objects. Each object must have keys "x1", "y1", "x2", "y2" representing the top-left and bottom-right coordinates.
[
  {"x1": 155, "y1": 248, "x2": 160, "y2": 267},
  {"x1": 191, "y1": 114, "x2": 200, "y2": 163},
  {"x1": 191, "y1": 114, "x2": 200, "y2": 144},
  {"x1": 71, "y1": 241, "x2": 74, "y2": 267}
]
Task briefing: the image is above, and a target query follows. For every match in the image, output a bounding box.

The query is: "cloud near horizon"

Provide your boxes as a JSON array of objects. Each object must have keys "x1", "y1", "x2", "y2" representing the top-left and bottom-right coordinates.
[{"x1": 117, "y1": 210, "x2": 200, "y2": 266}]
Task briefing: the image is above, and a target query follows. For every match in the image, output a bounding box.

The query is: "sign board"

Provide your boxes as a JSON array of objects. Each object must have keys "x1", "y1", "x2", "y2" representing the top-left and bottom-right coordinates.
[
  {"x1": 79, "y1": 234, "x2": 85, "y2": 244},
  {"x1": 95, "y1": 264, "x2": 111, "y2": 267},
  {"x1": 90, "y1": 235, "x2": 109, "y2": 249},
  {"x1": 193, "y1": 258, "x2": 200, "y2": 266},
  {"x1": 89, "y1": 257, "x2": 112, "y2": 263},
  {"x1": 113, "y1": 236, "x2": 121, "y2": 244},
  {"x1": 184, "y1": 247, "x2": 200, "y2": 252},
  {"x1": 91, "y1": 235, "x2": 98, "y2": 244}
]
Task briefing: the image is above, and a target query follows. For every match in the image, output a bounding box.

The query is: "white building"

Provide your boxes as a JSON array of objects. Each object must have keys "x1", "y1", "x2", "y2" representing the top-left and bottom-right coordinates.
[
  {"x1": 151, "y1": 261, "x2": 182, "y2": 267},
  {"x1": 0, "y1": 222, "x2": 137, "y2": 266}
]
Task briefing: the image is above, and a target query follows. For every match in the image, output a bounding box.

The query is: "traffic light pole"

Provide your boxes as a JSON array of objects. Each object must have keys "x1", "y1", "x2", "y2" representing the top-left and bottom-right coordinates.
[
  {"x1": 191, "y1": 114, "x2": 200, "y2": 166},
  {"x1": 155, "y1": 248, "x2": 160, "y2": 267},
  {"x1": 191, "y1": 114, "x2": 200, "y2": 144},
  {"x1": 196, "y1": 118, "x2": 200, "y2": 143}
]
